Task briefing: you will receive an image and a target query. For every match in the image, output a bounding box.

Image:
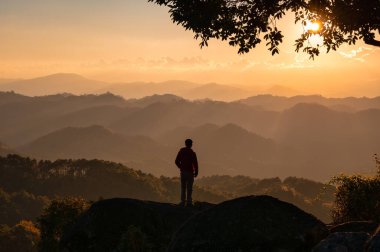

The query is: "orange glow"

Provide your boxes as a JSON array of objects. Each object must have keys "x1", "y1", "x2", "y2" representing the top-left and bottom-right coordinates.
[{"x1": 305, "y1": 21, "x2": 322, "y2": 33}]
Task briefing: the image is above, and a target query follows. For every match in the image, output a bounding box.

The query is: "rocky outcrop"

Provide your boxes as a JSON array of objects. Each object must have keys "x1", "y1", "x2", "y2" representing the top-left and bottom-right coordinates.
[
  {"x1": 367, "y1": 226, "x2": 380, "y2": 252},
  {"x1": 60, "y1": 198, "x2": 213, "y2": 252},
  {"x1": 330, "y1": 221, "x2": 379, "y2": 234},
  {"x1": 168, "y1": 195, "x2": 328, "y2": 252},
  {"x1": 312, "y1": 223, "x2": 380, "y2": 252},
  {"x1": 312, "y1": 232, "x2": 370, "y2": 252}
]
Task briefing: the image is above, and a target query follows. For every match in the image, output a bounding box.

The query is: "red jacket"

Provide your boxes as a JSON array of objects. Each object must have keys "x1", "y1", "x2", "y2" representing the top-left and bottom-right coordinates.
[{"x1": 175, "y1": 147, "x2": 198, "y2": 174}]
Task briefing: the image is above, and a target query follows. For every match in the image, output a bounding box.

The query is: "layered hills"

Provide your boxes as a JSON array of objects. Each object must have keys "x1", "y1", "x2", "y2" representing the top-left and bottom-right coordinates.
[
  {"x1": 0, "y1": 91, "x2": 379, "y2": 180},
  {"x1": 19, "y1": 125, "x2": 172, "y2": 175},
  {"x1": 0, "y1": 155, "x2": 334, "y2": 224},
  {"x1": 240, "y1": 94, "x2": 380, "y2": 111},
  {"x1": 0, "y1": 142, "x2": 14, "y2": 156},
  {"x1": 0, "y1": 73, "x2": 107, "y2": 96},
  {"x1": 0, "y1": 74, "x2": 251, "y2": 100}
]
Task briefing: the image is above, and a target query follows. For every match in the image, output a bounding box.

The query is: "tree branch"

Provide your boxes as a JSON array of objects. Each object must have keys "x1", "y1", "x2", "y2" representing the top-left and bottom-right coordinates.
[{"x1": 364, "y1": 37, "x2": 380, "y2": 47}]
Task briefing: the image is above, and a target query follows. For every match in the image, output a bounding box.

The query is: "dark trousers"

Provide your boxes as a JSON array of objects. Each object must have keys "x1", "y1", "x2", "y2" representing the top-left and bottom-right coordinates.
[{"x1": 180, "y1": 171, "x2": 194, "y2": 203}]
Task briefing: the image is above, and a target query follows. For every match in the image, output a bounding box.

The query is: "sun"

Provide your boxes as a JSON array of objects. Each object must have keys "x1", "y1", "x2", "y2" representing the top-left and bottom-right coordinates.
[
  {"x1": 304, "y1": 21, "x2": 321, "y2": 33},
  {"x1": 302, "y1": 20, "x2": 324, "y2": 45}
]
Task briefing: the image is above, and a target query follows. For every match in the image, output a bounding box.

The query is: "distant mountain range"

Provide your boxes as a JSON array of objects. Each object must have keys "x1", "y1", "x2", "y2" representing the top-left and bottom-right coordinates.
[
  {"x1": 18, "y1": 125, "x2": 172, "y2": 175},
  {"x1": 98, "y1": 80, "x2": 250, "y2": 100},
  {"x1": 0, "y1": 73, "x2": 306, "y2": 100},
  {"x1": 0, "y1": 73, "x2": 107, "y2": 96},
  {"x1": 19, "y1": 124, "x2": 277, "y2": 177},
  {"x1": 0, "y1": 142, "x2": 15, "y2": 156},
  {"x1": 239, "y1": 94, "x2": 380, "y2": 111},
  {"x1": 1, "y1": 91, "x2": 379, "y2": 181}
]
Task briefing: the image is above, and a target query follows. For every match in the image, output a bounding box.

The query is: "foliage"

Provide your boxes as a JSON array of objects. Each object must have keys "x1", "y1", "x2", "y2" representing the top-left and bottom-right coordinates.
[
  {"x1": 197, "y1": 175, "x2": 335, "y2": 223},
  {"x1": 0, "y1": 220, "x2": 40, "y2": 252},
  {"x1": 149, "y1": 0, "x2": 380, "y2": 58},
  {"x1": 0, "y1": 187, "x2": 49, "y2": 226},
  {"x1": 0, "y1": 154, "x2": 227, "y2": 203},
  {"x1": 37, "y1": 197, "x2": 90, "y2": 252},
  {"x1": 330, "y1": 174, "x2": 380, "y2": 224},
  {"x1": 116, "y1": 225, "x2": 154, "y2": 252},
  {"x1": 0, "y1": 155, "x2": 335, "y2": 225},
  {"x1": 374, "y1": 153, "x2": 380, "y2": 174}
]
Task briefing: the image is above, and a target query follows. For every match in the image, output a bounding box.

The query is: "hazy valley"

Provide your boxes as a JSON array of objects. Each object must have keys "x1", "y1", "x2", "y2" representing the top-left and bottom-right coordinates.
[{"x1": 0, "y1": 74, "x2": 379, "y2": 181}]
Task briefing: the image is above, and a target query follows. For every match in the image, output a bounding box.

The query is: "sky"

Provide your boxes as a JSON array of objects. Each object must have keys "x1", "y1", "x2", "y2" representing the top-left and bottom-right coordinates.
[{"x1": 0, "y1": 0, "x2": 379, "y2": 97}]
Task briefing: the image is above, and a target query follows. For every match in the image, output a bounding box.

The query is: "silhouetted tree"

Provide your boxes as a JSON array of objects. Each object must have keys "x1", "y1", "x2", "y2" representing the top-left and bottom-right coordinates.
[
  {"x1": 38, "y1": 197, "x2": 89, "y2": 252},
  {"x1": 330, "y1": 174, "x2": 380, "y2": 223},
  {"x1": 116, "y1": 225, "x2": 153, "y2": 252},
  {"x1": 0, "y1": 220, "x2": 40, "y2": 252},
  {"x1": 150, "y1": 0, "x2": 380, "y2": 58}
]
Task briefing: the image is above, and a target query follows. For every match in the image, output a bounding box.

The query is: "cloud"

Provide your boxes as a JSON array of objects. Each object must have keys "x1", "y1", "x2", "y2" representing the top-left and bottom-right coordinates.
[
  {"x1": 79, "y1": 57, "x2": 259, "y2": 73},
  {"x1": 339, "y1": 46, "x2": 374, "y2": 62}
]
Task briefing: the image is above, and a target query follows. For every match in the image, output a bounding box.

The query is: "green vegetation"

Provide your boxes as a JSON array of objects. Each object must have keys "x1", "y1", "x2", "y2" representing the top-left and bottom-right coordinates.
[
  {"x1": 150, "y1": 0, "x2": 380, "y2": 58},
  {"x1": 331, "y1": 174, "x2": 380, "y2": 224},
  {"x1": 0, "y1": 154, "x2": 227, "y2": 204},
  {"x1": 116, "y1": 225, "x2": 153, "y2": 252},
  {"x1": 0, "y1": 220, "x2": 40, "y2": 252},
  {"x1": 331, "y1": 156, "x2": 380, "y2": 224},
  {"x1": 38, "y1": 197, "x2": 89, "y2": 252},
  {"x1": 197, "y1": 175, "x2": 335, "y2": 222},
  {"x1": 0, "y1": 188, "x2": 48, "y2": 226},
  {"x1": 3, "y1": 153, "x2": 380, "y2": 250}
]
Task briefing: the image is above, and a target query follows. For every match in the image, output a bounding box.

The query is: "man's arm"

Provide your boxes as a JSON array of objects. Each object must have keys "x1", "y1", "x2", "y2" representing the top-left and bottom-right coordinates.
[
  {"x1": 175, "y1": 150, "x2": 182, "y2": 169},
  {"x1": 193, "y1": 152, "x2": 199, "y2": 177}
]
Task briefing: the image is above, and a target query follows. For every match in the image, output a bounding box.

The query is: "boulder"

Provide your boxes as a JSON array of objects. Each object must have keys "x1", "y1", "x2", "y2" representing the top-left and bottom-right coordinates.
[
  {"x1": 168, "y1": 195, "x2": 328, "y2": 252},
  {"x1": 330, "y1": 221, "x2": 379, "y2": 234},
  {"x1": 312, "y1": 232, "x2": 369, "y2": 252},
  {"x1": 60, "y1": 198, "x2": 213, "y2": 252},
  {"x1": 366, "y1": 226, "x2": 380, "y2": 252}
]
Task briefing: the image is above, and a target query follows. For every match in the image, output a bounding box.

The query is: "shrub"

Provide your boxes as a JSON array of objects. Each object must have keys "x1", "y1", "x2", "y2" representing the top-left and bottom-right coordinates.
[
  {"x1": 0, "y1": 220, "x2": 40, "y2": 252},
  {"x1": 116, "y1": 225, "x2": 153, "y2": 252},
  {"x1": 37, "y1": 196, "x2": 89, "y2": 252},
  {"x1": 330, "y1": 174, "x2": 380, "y2": 224}
]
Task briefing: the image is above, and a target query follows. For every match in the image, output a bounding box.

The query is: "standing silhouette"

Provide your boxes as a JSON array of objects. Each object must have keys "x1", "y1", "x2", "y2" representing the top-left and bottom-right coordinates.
[{"x1": 175, "y1": 139, "x2": 198, "y2": 207}]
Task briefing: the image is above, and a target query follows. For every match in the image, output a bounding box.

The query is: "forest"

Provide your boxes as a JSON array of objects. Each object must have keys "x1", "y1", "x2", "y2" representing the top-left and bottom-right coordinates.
[{"x1": 0, "y1": 154, "x2": 337, "y2": 251}]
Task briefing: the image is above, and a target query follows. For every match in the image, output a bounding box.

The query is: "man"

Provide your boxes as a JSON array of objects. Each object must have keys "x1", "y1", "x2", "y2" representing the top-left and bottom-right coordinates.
[{"x1": 175, "y1": 139, "x2": 198, "y2": 207}]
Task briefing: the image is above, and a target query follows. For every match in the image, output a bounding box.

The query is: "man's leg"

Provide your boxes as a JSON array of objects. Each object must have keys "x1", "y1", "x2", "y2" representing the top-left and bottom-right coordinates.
[
  {"x1": 180, "y1": 173, "x2": 186, "y2": 205},
  {"x1": 186, "y1": 175, "x2": 194, "y2": 206}
]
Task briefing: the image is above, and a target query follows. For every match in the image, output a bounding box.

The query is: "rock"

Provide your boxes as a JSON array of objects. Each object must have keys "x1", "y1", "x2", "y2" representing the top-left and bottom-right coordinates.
[
  {"x1": 168, "y1": 195, "x2": 328, "y2": 252},
  {"x1": 330, "y1": 221, "x2": 379, "y2": 234},
  {"x1": 312, "y1": 232, "x2": 369, "y2": 252},
  {"x1": 366, "y1": 226, "x2": 380, "y2": 252},
  {"x1": 60, "y1": 198, "x2": 213, "y2": 252}
]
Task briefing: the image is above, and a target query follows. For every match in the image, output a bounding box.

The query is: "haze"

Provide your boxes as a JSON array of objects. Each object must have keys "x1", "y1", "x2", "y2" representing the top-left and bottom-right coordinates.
[
  {"x1": 0, "y1": 0, "x2": 380, "y2": 182},
  {"x1": 0, "y1": 0, "x2": 379, "y2": 97}
]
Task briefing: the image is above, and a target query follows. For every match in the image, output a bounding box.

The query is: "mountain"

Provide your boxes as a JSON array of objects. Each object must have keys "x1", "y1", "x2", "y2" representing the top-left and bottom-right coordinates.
[
  {"x1": 100, "y1": 80, "x2": 252, "y2": 101},
  {"x1": 0, "y1": 74, "x2": 255, "y2": 101},
  {"x1": 0, "y1": 78, "x2": 18, "y2": 85},
  {"x1": 0, "y1": 92, "x2": 130, "y2": 145},
  {"x1": 0, "y1": 154, "x2": 334, "y2": 230},
  {"x1": 264, "y1": 85, "x2": 301, "y2": 97},
  {"x1": 0, "y1": 73, "x2": 107, "y2": 96},
  {"x1": 18, "y1": 125, "x2": 173, "y2": 175},
  {"x1": 110, "y1": 99, "x2": 279, "y2": 138},
  {"x1": 18, "y1": 123, "x2": 278, "y2": 177},
  {"x1": 159, "y1": 123, "x2": 277, "y2": 176},
  {"x1": 0, "y1": 142, "x2": 14, "y2": 156},
  {"x1": 272, "y1": 103, "x2": 380, "y2": 179},
  {"x1": 1, "y1": 91, "x2": 379, "y2": 180},
  {"x1": 239, "y1": 95, "x2": 380, "y2": 111},
  {"x1": 0, "y1": 91, "x2": 31, "y2": 106},
  {"x1": 126, "y1": 94, "x2": 185, "y2": 107},
  {"x1": 97, "y1": 80, "x2": 201, "y2": 99},
  {"x1": 181, "y1": 83, "x2": 250, "y2": 101}
]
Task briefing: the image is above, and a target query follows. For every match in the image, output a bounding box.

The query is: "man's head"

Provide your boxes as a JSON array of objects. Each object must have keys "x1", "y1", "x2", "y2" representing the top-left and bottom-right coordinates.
[{"x1": 185, "y1": 139, "x2": 193, "y2": 148}]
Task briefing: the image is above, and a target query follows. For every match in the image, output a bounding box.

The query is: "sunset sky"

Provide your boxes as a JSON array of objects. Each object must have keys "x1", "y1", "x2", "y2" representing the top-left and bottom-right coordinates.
[{"x1": 0, "y1": 0, "x2": 379, "y2": 97}]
